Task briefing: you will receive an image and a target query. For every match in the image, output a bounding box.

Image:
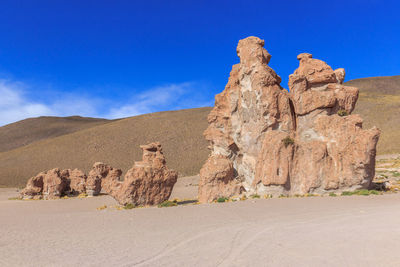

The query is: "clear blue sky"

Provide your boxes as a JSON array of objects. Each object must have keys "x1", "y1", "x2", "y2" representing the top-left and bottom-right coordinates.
[{"x1": 0, "y1": 0, "x2": 399, "y2": 125}]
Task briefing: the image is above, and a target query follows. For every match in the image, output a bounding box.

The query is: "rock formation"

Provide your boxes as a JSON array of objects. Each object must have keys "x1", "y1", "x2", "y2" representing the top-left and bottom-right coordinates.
[
  {"x1": 105, "y1": 142, "x2": 178, "y2": 206},
  {"x1": 42, "y1": 168, "x2": 70, "y2": 199},
  {"x1": 86, "y1": 162, "x2": 122, "y2": 196},
  {"x1": 20, "y1": 142, "x2": 177, "y2": 206},
  {"x1": 68, "y1": 168, "x2": 87, "y2": 194},
  {"x1": 20, "y1": 172, "x2": 45, "y2": 200},
  {"x1": 199, "y1": 36, "x2": 380, "y2": 202}
]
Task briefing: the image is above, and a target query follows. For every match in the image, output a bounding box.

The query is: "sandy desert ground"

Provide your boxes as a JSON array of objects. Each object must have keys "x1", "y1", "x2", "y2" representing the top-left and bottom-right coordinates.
[{"x1": 1, "y1": 175, "x2": 400, "y2": 267}]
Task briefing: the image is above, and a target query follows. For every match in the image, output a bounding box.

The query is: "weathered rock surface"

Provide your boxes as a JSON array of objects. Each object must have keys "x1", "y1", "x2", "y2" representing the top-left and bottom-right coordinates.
[
  {"x1": 42, "y1": 168, "x2": 70, "y2": 199},
  {"x1": 109, "y1": 142, "x2": 178, "y2": 206},
  {"x1": 86, "y1": 162, "x2": 122, "y2": 196},
  {"x1": 68, "y1": 168, "x2": 87, "y2": 194},
  {"x1": 20, "y1": 172, "x2": 45, "y2": 199},
  {"x1": 199, "y1": 36, "x2": 380, "y2": 202},
  {"x1": 198, "y1": 154, "x2": 243, "y2": 203}
]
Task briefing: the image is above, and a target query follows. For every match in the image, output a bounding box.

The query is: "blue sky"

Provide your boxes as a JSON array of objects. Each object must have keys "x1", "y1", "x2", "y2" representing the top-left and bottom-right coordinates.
[{"x1": 0, "y1": 0, "x2": 399, "y2": 125}]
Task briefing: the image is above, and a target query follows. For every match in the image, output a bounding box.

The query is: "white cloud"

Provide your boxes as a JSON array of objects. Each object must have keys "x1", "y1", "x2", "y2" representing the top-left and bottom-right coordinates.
[
  {"x1": 0, "y1": 80, "x2": 54, "y2": 125},
  {"x1": 107, "y1": 82, "x2": 211, "y2": 118},
  {"x1": 0, "y1": 79, "x2": 214, "y2": 126}
]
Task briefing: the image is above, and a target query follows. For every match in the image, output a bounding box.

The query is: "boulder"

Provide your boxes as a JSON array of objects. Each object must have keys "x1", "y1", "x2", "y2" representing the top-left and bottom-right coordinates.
[
  {"x1": 68, "y1": 168, "x2": 87, "y2": 195},
  {"x1": 108, "y1": 142, "x2": 178, "y2": 206},
  {"x1": 42, "y1": 168, "x2": 70, "y2": 199},
  {"x1": 86, "y1": 162, "x2": 122, "y2": 196},
  {"x1": 198, "y1": 154, "x2": 243, "y2": 203},
  {"x1": 20, "y1": 172, "x2": 45, "y2": 200},
  {"x1": 199, "y1": 36, "x2": 380, "y2": 202}
]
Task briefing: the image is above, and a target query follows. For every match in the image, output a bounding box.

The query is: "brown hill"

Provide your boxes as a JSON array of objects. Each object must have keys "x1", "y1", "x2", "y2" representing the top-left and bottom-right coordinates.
[
  {"x1": 0, "y1": 116, "x2": 111, "y2": 152},
  {"x1": 347, "y1": 75, "x2": 400, "y2": 155},
  {"x1": 0, "y1": 107, "x2": 212, "y2": 187}
]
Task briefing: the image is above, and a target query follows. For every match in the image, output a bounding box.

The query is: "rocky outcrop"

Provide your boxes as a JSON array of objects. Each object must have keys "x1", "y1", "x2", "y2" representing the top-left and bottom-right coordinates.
[
  {"x1": 42, "y1": 168, "x2": 70, "y2": 199},
  {"x1": 20, "y1": 172, "x2": 45, "y2": 200},
  {"x1": 68, "y1": 169, "x2": 87, "y2": 194},
  {"x1": 86, "y1": 162, "x2": 122, "y2": 196},
  {"x1": 109, "y1": 142, "x2": 178, "y2": 206},
  {"x1": 198, "y1": 155, "x2": 242, "y2": 203},
  {"x1": 20, "y1": 142, "x2": 177, "y2": 206},
  {"x1": 199, "y1": 36, "x2": 380, "y2": 202}
]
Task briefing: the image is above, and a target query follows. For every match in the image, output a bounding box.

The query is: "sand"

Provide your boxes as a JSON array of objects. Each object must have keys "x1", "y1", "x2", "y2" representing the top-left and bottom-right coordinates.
[{"x1": 2, "y1": 180, "x2": 400, "y2": 266}]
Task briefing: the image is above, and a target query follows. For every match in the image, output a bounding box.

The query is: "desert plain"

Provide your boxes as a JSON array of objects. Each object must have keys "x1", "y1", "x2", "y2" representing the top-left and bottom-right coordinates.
[{"x1": 2, "y1": 169, "x2": 400, "y2": 267}]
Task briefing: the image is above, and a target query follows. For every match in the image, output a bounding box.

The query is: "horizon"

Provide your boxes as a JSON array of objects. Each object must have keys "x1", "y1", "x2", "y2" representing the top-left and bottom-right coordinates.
[{"x1": 0, "y1": 0, "x2": 399, "y2": 126}]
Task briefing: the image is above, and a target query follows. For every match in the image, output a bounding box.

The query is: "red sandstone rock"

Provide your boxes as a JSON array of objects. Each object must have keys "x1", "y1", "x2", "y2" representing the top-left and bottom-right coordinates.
[
  {"x1": 86, "y1": 162, "x2": 122, "y2": 196},
  {"x1": 198, "y1": 154, "x2": 243, "y2": 203},
  {"x1": 69, "y1": 168, "x2": 87, "y2": 194},
  {"x1": 20, "y1": 172, "x2": 45, "y2": 199},
  {"x1": 109, "y1": 142, "x2": 178, "y2": 206},
  {"x1": 199, "y1": 36, "x2": 380, "y2": 202},
  {"x1": 42, "y1": 168, "x2": 69, "y2": 199}
]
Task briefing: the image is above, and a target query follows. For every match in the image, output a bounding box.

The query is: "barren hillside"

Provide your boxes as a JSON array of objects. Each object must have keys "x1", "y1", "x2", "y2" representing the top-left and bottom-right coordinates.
[
  {"x1": 0, "y1": 108, "x2": 211, "y2": 187},
  {"x1": 0, "y1": 116, "x2": 111, "y2": 152},
  {"x1": 347, "y1": 75, "x2": 400, "y2": 155}
]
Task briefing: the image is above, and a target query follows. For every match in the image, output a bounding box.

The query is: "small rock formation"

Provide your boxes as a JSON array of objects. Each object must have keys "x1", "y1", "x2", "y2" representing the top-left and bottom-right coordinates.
[
  {"x1": 199, "y1": 36, "x2": 380, "y2": 202},
  {"x1": 106, "y1": 142, "x2": 178, "y2": 206},
  {"x1": 42, "y1": 168, "x2": 70, "y2": 199},
  {"x1": 86, "y1": 162, "x2": 122, "y2": 196},
  {"x1": 68, "y1": 169, "x2": 87, "y2": 194},
  {"x1": 20, "y1": 172, "x2": 45, "y2": 200},
  {"x1": 20, "y1": 142, "x2": 177, "y2": 206}
]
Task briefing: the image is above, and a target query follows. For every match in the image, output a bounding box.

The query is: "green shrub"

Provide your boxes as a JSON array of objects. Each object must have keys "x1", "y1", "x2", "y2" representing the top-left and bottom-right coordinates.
[
  {"x1": 158, "y1": 200, "x2": 178, "y2": 208},
  {"x1": 124, "y1": 203, "x2": 135, "y2": 209},
  {"x1": 250, "y1": 194, "x2": 260, "y2": 199},
  {"x1": 337, "y1": 110, "x2": 348, "y2": 116},
  {"x1": 217, "y1": 197, "x2": 228, "y2": 203},
  {"x1": 282, "y1": 136, "x2": 294, "y2": 147},
  {"x1": 329, "y1": 192, "x2": 337, "y2": 197},
  {"x1": 392, "y1": 171, "x2": 400, "y2": 177}
]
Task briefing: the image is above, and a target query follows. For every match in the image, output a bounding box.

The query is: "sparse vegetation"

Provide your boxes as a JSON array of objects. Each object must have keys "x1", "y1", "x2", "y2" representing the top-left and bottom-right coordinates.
[
  {"x1": 341, "y1": 190, "x2": 380, "y2": 196},
  {"x1": 392, "y1": 171, "x2": 400, "y2": 177},
  {"x1": 158, "y1": 200, "x2": 178, "y2": 207},
  {"x1": 282, "y1": 136, "x2": 294, "y2": 147},
  {"x1": 329, "y1": 192, "x2": 337, "y2": 197},
  {"x1": 77, "y1": 193, "x2": 88, "y2": 198},
  {"x1": 8, "y1": 197, "x2": 22, "y2": 200},
  {"x1": 250, "y1": 194, "x2": 260, "y2": 199},
  {"x1": 97, "y1": 205, "x2": 107, "y2": 210},
  {"x1": 217, "y1": 197, "x2": 229, "y2": 203},
  {"x1": 124, "y1": 203, "x2": 135, "y2": 209},
  {"x1": 337, "y1": 109, "x2": 348, "y2": 117}
]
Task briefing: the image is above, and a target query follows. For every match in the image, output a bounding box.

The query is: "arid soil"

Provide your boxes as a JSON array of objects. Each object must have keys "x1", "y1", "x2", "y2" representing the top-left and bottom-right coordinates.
[{"x1": 2, "y1": 176, "x2": 400, "y2": 267}]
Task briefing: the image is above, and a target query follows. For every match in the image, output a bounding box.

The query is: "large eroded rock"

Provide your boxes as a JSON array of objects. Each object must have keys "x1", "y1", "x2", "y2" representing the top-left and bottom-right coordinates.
[
  {"x1": 199, "y1": 36, "x2": 380, "y2": 202},
  {"x1": 106, "y1": 142, "x2": 178, "y2": 206},
  {"x1": 20, "y1": 172, "x2": 45, "y2": 200}
]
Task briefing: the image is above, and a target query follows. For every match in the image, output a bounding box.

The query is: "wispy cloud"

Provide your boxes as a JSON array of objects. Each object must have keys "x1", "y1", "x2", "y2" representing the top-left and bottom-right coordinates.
[
  {"x1": 0, "y1": 80, "x2": 53, "y2": 125},
  {"x1": 108, "y1": 82, "x2": 213, "y2": 118},
  {"x1": 0, "y1": 79, "x2": 214, "y2": 126}
]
